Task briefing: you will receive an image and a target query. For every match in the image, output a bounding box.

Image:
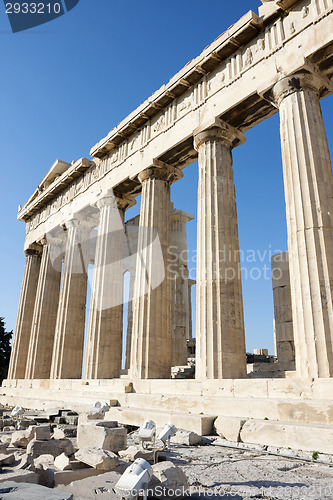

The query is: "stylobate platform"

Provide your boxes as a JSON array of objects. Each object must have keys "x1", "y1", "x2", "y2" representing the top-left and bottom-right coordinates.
[{"x1": 2, "y1": 377, "x2": 333, "y2": 454}]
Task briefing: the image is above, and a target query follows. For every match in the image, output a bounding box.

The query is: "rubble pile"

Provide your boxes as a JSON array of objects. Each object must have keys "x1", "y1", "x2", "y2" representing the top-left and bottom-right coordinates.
[
  {"x1": 1, "y1": 402, "x2": 333, "y2": 499},
  {"x1": 0, "y1": 403, "x2": 190, "y2": 499}
]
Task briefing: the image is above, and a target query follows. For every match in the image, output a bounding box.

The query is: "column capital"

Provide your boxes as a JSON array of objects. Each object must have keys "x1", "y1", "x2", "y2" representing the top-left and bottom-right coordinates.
[
  {"x1": 272, "y1": 70, "x2": 333, "y2": 107},
  {"x1": 193, "y1": 119, "x2": 246, "y2": 151},
  {"x1": 96, "y1": 190, "x2": 136, "y2": 211},
  {"x1": 24, "y1": 242, "x2": 43, "y2": 256},
  {"x1": 64, "y1": 218, "x2": 93, "y2": 232},
  {"x1": 137, "y1": 161, "x2": 183, "y2": 185},
  {"x1": 171, "y1": 208, "x2": 194, "y2": 224},
  {"x1": 37, "y1": 234, "x2": 64, "y2": 247}
]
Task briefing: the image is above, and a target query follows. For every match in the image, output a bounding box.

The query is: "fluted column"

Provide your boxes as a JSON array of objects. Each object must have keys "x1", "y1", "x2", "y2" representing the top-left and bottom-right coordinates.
[
  {"x1": 273, "y1": 72, "x2": 333, "y2": 378},
  {"x1": 125, "y1": 270, "x2": 136, "y2": 370},
  {"x1": 188, "y1": 279, "x2": 196, "y2": 340},
  {"x1": 25, "y1": 237, "x2": 63, "y2": 379},
  {"x1": 271, "y1": 252, "x2": 295, "y2": 367},
  {"x1": 124, "y1": 215, "x2": 140, "y2": 371},
  {"x1": 194, "y1": 120, "x2": 247, "y2": 379},
  {"x1": 7, "y1": 245, "x2": 42, "y2": 379},
  {"x1": 130, "y1": 162, "x2": 182, "y2": 379},
  {"x1": 83, "y1": 193, "x2": 134, "y2": 379},
  {"x1": 50, "y1": 219, "x2": 91, "y2": 379},
  {"x1": 170, "y1": 209, "x2": 194, "y2": 367}
]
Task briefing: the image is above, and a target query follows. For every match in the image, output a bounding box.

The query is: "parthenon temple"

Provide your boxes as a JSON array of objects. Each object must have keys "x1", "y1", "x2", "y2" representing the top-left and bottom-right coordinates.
[{"x1": 2, "y1": 0, "x2": 333, "y2": 453}]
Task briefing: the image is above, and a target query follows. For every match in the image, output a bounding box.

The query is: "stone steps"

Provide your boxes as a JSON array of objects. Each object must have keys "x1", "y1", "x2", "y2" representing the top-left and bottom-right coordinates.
[
  {"x1": 3, "y1": 379, "x2": 333, "y2": 453},
  {"x1": 1, "y1": 379, "x2": 131, "y2": 393},
  {"x1": 105, "y1": 406, "x2": 333, "y2": 454},
  {"x1": 4, "y1": 377, "x2": 333, "y2": 399},
  {"x1": 237, "y1": 418, "x2": 333, "y2": 455},
  {"x1": 0, "y1": 388, "x2": 121, "y2": 413},
  {"x1": 116, "y1": 392, "x2": 333, "y2": 426},
  {"x1": 105, "y1": 406, "x2": 216, "y2": 435},
  {"x1": 2, "y1": 383, "x2": 333, "y2": 426}
]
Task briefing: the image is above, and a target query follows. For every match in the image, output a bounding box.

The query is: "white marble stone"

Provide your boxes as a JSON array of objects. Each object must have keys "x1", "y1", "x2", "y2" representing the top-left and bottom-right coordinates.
[{"x1": 273, "y1": 72, "x2": 333, "y2": 378}]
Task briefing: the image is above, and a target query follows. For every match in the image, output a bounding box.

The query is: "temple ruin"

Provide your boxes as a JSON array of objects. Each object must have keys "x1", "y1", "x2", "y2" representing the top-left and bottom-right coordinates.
[{"x1": 2, "y1": 0, "x2": 333, "y2": 453}]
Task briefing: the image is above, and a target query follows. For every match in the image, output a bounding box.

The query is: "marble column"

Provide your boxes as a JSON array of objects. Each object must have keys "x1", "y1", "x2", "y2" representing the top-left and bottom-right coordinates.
[
  {"x1": 50, "y1": 219, "x2": 91, "y2": 379},
  {"x1": 271, "y1": 252, "x2": 295, "y2": 366},
  {"x1": 273, "y1": 72, "x2": 333, "y2": 378},
  {"x1": 170, "y1": 209, "x2": 194, "y2": 367},
  {"x1": 25, "y1": 237, "x2": 63, "y2": 379},
  {"x1": 194, "y1": 120, "x2": 247, "y2": 379},
  {"x1": 130, "y1": 162, "x2": 182, "y2": 379},
  {"x1": 7, "y1": 244, "x2": 42, "y2": 380},
  {"x1": 83, "y1": 193, "x2": 134, "y2": 379},
  {"x1": 125, "y1": 270, "x2": 136, "y2": 371},
  {"x1": 124, "y1": 215, "x2": 140, "y2": 371},
  {"x1": 188, "y1": 279, "x2": 196, "y2": 340}
]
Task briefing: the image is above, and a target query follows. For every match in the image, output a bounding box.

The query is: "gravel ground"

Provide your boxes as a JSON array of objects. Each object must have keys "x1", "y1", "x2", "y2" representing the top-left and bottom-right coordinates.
[
  {"x1": 57, "y1": 442, "x2": 333, "y2": 500},
  {"x1": 172, "y1": 443, "x2": 333, "y2": 499}
]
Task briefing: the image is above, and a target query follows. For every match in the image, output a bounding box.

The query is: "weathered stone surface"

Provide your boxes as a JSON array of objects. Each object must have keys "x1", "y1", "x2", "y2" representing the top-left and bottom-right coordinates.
[
  {"x1": 52, "y1": 425, "x2": 77, "y2": 439},
  {"x1": 78, "y1": 412, "x2": 104, "y2": 425},
  {"x1": 106, "y1": 407, "x2": 215, "y2": 436},
  {"x1": 194, "y1": 122, "x2": 247, "y2": 380},
  {"x1": 271, "y1": 253, "x2": 295, "y2": 367},
  {"x1": 14, "y1": 452, "x2": 33, "y2": 470},
  {"x1": 61, "y1": 411, "x2": 78, "y2": 418},
  {"x1": 53, "y1": 468, "x2": 106, "y2": 486},
  {"x1": 0, "y1": 453, "x2": 15, "y2": 466},
  {"x1": 54, "y1": 417, "x2": 66, "y2": 425},
  {"x1": 54, "y1": 442, "x2": 333, "y2": 499},
  {"x1": 25, "y1": 241, "x2": 62, "y2": 379},
  {"x1": 240, "y1": 419, "x2": 333, "y2": 454},
  {"x1": 214, "y1": 416, "x2": 247, "y2": 442},
  {"x1": 33, "y1": 455, "x2": 58, "y2": 488},
  {"x1": 55, "y1": 471, "x2": 120, "y2": 499},
  {"x1": 170, "y1": 210, "x2": 194, "y2": 367},
  {"x1": 52, "y1": 427, "x2": 66, "y2": 439},
  {"x1": 118, "y1": 445, "x2": 155, "y2": 462},
  {"x1": 27, "y1": 439, "x2": 75, "y2": 459},
  {"x1": 50, "y1": 220, "x2": 90, "y2": 379},
  {"x1": 151, "y1": 461, "x2": 189, "y2": 499},
  {"x1": 75, "y1": 447, "x2": 119, "y2": 470},
  {"x1": 55, "y1": 453, "x2": 72, "y2": 471},
  {"x1": 83, "y1": 196, "x2": 129, "y2": 380},
  {"x1": 0, "y1": 470, "x2": 38, "y2": 485},
  {"x1": 273, "y1": 73, "x2": 333, "y2": 378},
  {"x1": 77, "y1": 423, "x2": 126, "y2": 452},
  {"x1": 7, "y1": 249, "x2": 42, "y2": 380},
  {"x1": 16, "y1": 419, "x2": 36, "y2": 430},
  {"x1": 0, "y1": 480, "x2": 73, "y2": 499},
  {"x1": 33, "y1": 453, "x2": 54, "y2": 469},
  {"x1": 0, "y1": 443, "x2": 8, "y2": 454},
  {"x1": 64, "y1": 416, "x2": 78, "y2": 426},
  {"x1": 171, "y1": 430, "x2": 202, "y2": 446},
  {"x1": 129, "y1": 165, "x2": 178, "y2": 379},
  {"x1": 11, "y1": 426, "x2": 35, "y2": 448},
  {"x1": 34, "y1": 424, "x2": 51, "y2": 441},
  {"x1": 1, "y1": 418, "x2": 15, "y2": 428},
  {"x1": 68, "y1": 459, "x2": 88, "y2": 470}
]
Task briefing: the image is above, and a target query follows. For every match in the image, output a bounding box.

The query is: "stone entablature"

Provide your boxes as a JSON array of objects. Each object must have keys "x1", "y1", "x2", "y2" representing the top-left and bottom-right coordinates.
[{"x1": 19, "y1": 0, "x2": 333, "y2": 252}]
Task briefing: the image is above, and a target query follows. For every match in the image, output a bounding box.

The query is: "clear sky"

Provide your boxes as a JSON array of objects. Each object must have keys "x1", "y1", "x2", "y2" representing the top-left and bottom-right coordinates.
[{"x1": 1, "y1": 0, "x2": 332, "y2": 354}]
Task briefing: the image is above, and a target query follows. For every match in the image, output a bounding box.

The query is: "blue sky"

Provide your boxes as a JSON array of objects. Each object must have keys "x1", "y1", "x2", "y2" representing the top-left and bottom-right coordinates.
[{"x1": 1, "y1": 0, "x2": 332, "y2": 354}]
